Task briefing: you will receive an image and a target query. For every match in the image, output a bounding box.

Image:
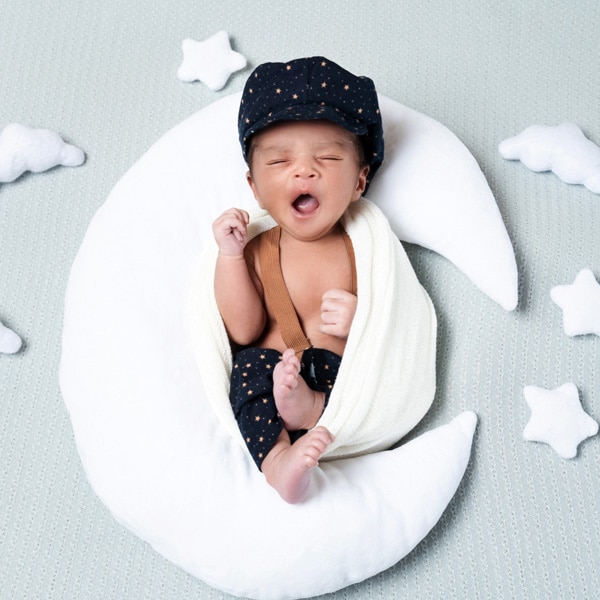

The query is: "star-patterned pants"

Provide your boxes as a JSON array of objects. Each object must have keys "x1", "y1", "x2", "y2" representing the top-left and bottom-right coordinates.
[{"x1": 229, "y1": 347, "x2": 342, "y2": 470}]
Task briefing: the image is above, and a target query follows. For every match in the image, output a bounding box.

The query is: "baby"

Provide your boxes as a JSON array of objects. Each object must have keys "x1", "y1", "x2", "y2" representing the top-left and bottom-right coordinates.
[{"x1": 212, "y1": 57, "x2": 384, "y2": 503}]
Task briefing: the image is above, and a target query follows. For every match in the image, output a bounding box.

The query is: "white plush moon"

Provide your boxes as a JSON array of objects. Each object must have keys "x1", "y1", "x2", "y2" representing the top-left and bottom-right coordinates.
[
  {"x1": 372, "y1": 96, "x2": 517, "y2": 311},
  {"x1": 59, "y1": 94, "x2": 479, "y2": 600}
]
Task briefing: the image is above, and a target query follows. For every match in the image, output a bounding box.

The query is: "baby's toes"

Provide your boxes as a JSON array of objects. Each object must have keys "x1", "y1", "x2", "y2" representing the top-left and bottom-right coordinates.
[
  {"x1": 283, "y1": 372, "x2": 299, "y2": 389},
  {"x1": 285, "y1": 357, "x2": 301, "y2": 376},
  {"x1": 312, "y1": 426, "x2": 335, "y2": 445}
]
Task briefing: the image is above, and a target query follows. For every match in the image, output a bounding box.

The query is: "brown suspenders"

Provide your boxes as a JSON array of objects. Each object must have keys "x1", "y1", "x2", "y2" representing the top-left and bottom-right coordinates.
[{"x1": 257, "y1": 226, "x2": 357, "y2": 354}]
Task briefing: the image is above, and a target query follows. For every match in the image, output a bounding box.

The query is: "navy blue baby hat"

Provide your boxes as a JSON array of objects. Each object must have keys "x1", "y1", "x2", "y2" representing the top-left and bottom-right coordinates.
[{"x1": 238, "y1": 56, "x2": 384, "y2": 191}]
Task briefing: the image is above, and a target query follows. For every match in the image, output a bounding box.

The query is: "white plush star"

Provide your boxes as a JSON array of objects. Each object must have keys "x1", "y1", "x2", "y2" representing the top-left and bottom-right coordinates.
[
  {"x1": 523, "y1": 383, "x2": 598, "y2": 459},
  {"x1": 177, "y1": 30, "x2": 247, "y2": 91},
  {"x1": 550, "y1": 268, "x2": 600, "y2": 336}
]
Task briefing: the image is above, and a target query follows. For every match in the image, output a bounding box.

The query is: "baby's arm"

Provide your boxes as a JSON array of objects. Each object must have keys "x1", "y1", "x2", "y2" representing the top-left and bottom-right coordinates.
[
  {"x1": 212, "y1": 208, "x2": 266, "y2": 346},
  {"x1": 320, "y1": 289, "x2": 357, "y2": 339}
]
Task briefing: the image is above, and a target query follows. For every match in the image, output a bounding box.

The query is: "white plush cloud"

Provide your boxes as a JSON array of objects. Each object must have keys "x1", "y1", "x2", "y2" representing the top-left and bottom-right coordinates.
[
  {"x1": 523, "y1": 383, "x2": 598, "y2": 459},
  {"x1": 499, "y1": 123, "x2": 600, "y2": 194},
  {"x1": 0, "y1": 320, "x2": 22, "y2": 354},
  {"x1": 0, "y1": 123, "x2": 85, "y2": 183},
  {"x1": 177, "y1": 30, "x2": 247, "y2": 91}
]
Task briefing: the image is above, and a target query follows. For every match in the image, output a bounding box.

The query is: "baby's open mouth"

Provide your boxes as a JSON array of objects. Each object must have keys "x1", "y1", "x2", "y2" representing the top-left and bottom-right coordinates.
[{"x1": 293, "y1": 194, "x2": 319, "y2": 214}]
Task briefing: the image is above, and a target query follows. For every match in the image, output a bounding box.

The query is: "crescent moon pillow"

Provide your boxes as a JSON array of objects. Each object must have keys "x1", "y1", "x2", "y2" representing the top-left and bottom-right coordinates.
[{"x1": 60, "y1": 94, "x2": 485, "y2": 599}]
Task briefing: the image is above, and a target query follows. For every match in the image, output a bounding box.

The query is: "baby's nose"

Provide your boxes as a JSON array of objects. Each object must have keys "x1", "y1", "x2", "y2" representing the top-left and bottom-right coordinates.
[{"x1": 293, "y1": 158, "x2": 317, "y2": 178}]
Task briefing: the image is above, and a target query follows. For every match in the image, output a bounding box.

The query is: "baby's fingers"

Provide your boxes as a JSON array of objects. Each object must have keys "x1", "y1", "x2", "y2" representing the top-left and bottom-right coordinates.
[
  {"x1": 320, "y1": 289, "x2": 357, "y2": 338},
  {"x1": 212, "y1": 208, "x2": 250, "y2": 253},
  {"x1": 321, "y1": 289, "x2": 357, "y2": 317},
  {"x1": 215, "y1": 209, "x2": 249, "y2": 231}
]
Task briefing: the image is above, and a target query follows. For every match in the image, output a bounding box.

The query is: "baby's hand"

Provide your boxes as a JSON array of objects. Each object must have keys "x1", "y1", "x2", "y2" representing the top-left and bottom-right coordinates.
[
  {"x1": 212, "y1": 208, "x2": 250, "y2": 257},
  {"x1": 320, "y1": 289, "x2": 357, "y2": 339}
]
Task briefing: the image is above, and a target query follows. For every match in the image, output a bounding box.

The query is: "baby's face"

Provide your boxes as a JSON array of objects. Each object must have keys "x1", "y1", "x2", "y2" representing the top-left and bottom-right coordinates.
[{"x1": 246, "y1": 120, "x2": 369, "y2": 242}]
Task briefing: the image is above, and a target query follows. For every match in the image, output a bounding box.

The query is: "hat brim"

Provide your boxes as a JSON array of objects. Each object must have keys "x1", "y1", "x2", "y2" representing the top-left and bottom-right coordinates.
[{"x1": 242, "y1": 103, "x2": 369, "y2": 157}]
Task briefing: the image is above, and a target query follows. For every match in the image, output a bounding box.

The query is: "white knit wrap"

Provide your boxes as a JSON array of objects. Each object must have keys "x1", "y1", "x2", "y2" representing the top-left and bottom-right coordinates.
[{"x1": 190, "y1": 199, "x2": 437, "y2": 460}]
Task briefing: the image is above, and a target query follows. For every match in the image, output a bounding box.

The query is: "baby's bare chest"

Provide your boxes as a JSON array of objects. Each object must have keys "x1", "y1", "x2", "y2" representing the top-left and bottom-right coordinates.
[
  {"x1": 282, "y1": 248, "x2": 352, "y2": 325},
  {"x1": 283, "y1": 265, "x2": 347, "y2": 318},
  {"x1": 252, "y1": 231, "x2": 354, "y2": 353}
]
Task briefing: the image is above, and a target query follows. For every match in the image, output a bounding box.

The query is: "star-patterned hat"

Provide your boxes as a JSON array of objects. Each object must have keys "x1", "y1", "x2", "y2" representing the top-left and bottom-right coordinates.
[{"x1": 238, "y1": 56, "x2": 384, "y2": 189}]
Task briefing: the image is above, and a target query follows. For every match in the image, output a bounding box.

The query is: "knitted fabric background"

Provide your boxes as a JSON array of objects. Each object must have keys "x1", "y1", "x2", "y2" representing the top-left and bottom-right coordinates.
[{"x1": 1, "y1": 1, "x2": 598, "y2": 598}]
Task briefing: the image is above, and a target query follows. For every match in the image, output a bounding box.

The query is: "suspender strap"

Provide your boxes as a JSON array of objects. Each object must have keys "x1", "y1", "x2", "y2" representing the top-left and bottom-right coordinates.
[
  {"x1": 344, "y1": 230, "x2": 358, "y2": 297},
  {"x1": 259, "y1": 227, "x2": 311, "y2": 353},
  {"x1": 258, "y1": 226, "x2": 357, "y2": 354}
]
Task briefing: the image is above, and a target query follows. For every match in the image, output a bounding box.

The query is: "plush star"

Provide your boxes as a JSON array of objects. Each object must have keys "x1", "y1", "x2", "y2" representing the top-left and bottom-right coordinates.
[
  {"x1": 177, "y1": 30, "x2": 247, "y2": 91},
  {"x1": 550, "y1": 268, "x2": 600, "y2": 336},
  {"x1": 523, "y1": 383, "x2": 598, "y2": 459}
]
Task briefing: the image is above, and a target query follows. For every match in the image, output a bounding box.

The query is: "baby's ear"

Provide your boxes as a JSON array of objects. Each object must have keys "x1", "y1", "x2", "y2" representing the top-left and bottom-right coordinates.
[
  {"x1": 353, "y1": 165, "x2": 370, "y2": 199},
  {"x1": 246, "y1": 171, "x2": 264, "y2": 208}
]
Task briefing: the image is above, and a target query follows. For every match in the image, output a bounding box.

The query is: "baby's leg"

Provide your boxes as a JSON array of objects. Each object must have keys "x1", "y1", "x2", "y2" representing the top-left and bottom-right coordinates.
[
  {"x1": 273, "y1": 349, "x2": 326, "y2": 431},
  {"x1": 261, "y1": 426, "x2": 334, "y2": 503}
]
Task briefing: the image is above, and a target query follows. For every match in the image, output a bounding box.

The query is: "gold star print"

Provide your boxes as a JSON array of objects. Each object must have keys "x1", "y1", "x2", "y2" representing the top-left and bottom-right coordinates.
[
  {"x1": 344, "y1": 85, "x2": 349, "y2": 90},
  {"x1": 258, "y1": 452, "x2": 263, "y2": 459},
  {"x1": 260, "y1": 354, "x2": 265, "y2": 359},
  {"x1": 249, "y1": 88, "x2": 253, "y2": 94},
  {"x1": 276, "y1": 88, "x2": 281, "y2": 94},
  {"x1": 324, "y1": 364, "x2": 329, "y2": 370},
  {"x1": 262, "y1": 399, "x2": 268, "y2": 404},
  {"x1": 321, "y1": 61, "x2": 327, "y2": 67},
  {"x1": 292, "y1": 94, "x2": 298, "y2": 100},
  {"x1": 246, "y1": 437, "x2": 251, "y2": 443},
  {"x1": 259, "y1": 437, "x2": 264, "y2": 442},
  {"x1": 358, "y1": 108, "x2": 363, "y2": 114},
  {"x1": 286, "y1": 65, "x2": 292, "y2": 70},
  {"x1": 266, "y1": 364, "x2": 272, "y2": 369},
  {"x1": 321, "y1": 82, "x2": 327, "y2": 88},
  {"x1": 255, "y1": 416, "x2": 261, "y2": 422},
  {"x1": 247, "y1": 389, "x2": 253, "y2": 395}
]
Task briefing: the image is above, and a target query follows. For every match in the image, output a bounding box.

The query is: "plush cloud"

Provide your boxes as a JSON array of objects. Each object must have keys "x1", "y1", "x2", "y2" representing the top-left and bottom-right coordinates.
[
  {"x1": 499, "y1": 123, "x2": 600, "y2": 194},
  {"x1": 177, "y1": 30, "x2": 247, "y2": 91},
  {"x1": 0, "y1": 320, "x2": 22, "y2": 354},
  {"x1": 0, "y1": 123, "x2": 85, "y2": 183}
]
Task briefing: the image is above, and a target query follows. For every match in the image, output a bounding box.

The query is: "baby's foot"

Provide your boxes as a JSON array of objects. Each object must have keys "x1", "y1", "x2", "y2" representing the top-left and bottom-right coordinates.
[
  {"x1": 273, "y1": 349, "x2": 325, "y2": 431},
  {"x1": 262, "y1": 427, "x2": 334, "y2": 503}
]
